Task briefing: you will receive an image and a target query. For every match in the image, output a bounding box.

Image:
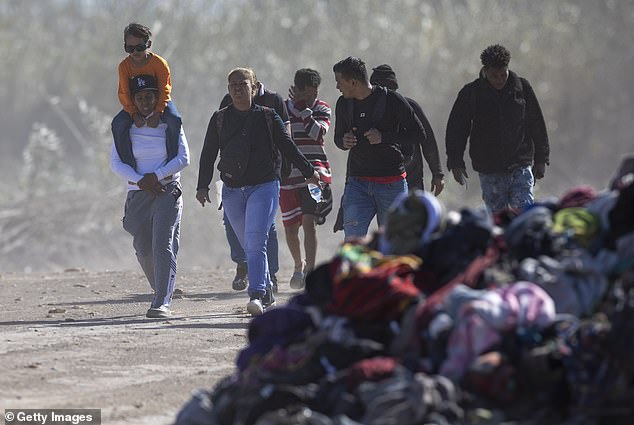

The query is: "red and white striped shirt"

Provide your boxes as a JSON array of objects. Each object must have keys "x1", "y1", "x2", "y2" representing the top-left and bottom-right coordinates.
[{"x1": 281, "y1": 98, "x2": 332, "y2": 189}]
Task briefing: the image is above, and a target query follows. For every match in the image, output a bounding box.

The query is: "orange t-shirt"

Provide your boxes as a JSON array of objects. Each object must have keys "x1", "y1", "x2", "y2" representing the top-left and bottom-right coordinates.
[{"x1": 118, "y1": 53, "x2": 171, "y2": 115}]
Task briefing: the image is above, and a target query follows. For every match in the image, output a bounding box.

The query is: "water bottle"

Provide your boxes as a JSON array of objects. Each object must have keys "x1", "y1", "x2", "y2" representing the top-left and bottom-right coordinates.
[{"x1": 307, "y1": 183, "x2": 323, "y2": 203}]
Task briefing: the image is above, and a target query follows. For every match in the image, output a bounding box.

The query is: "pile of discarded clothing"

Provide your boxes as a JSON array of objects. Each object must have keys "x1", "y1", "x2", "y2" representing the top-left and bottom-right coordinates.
[{"x1": 175, "y1": 170, "x2": 634, "y2": 425}]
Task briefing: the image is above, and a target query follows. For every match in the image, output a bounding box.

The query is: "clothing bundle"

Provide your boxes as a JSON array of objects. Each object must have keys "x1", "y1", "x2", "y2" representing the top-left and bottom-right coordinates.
[{"x1": 176, "y1": 169, "x2": 634, "y2": 425}]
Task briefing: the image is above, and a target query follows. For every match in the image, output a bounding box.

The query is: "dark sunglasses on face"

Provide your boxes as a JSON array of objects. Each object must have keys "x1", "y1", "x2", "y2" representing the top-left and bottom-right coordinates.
[{"x1": 124, "y1": 43, "x2": 148, "y2": 53}]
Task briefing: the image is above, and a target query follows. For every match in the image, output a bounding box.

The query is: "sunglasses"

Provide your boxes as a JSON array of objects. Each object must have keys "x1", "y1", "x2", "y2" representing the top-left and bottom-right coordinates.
[{"x1": 124, "y1": 43, "x2": 149, "y2": 53}]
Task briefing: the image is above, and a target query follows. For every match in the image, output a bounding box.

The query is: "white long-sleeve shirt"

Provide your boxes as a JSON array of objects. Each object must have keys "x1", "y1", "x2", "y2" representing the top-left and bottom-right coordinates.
[{"x1": 111, "y1": 121, "x2": 190, "y2": 192}]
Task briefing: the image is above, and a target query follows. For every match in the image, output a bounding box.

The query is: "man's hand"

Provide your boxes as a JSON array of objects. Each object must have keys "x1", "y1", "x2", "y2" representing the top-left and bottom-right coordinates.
[
  {"x1": 133, "y1": 112, "x2": 145, "y2": 128},
  {"x1": 137, "y1": 173, "x2": 165, "y2": 194},
  {"x1": 196, "y1": 189, "x2": 211, "y2": 207},
  {"x1": 430, "y1": 177, "x2": 445, "y2": 196},
  {"x1": 289, "y1": 85, "x2": 307, "y2": 110},
  {"x1": 305, "y1": 170, "x2": 321, "y2": 186},
  {"x1": 342, "y1": 129, "x2": 358, "y2": 149},
  {"x1": 533, "y1": 163, "x2": 546, "y2": 179},
  {"x1": 364, "y1": 128, "x2": 382, "y2": 145},
  {"x1": 146, "y1": 113, "x2": 160, "y2": 128},
  {"x1": 451, "y1": 168, "x2": 468, "y2": 185}
]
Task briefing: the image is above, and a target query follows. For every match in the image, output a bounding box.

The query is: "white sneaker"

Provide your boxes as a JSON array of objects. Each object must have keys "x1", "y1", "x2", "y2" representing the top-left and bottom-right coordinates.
[
  {"x1": 247, "y1": 298, "x2": 264, "y2": 316},
  {"x1": 146, "y1": 305, "x2": 172, "y2": 318}
]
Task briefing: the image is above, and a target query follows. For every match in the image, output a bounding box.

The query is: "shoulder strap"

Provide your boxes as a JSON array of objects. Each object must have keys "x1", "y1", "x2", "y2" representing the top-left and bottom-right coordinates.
[
  {"x1": 346, "y1": 98, "x2": 354, "y2": 130},
  {"x1": 263, "y1": 107, "x2": 274, "y2": 135},
  {"x1": 371, "y1": 86, "x2": 388, "y2": 124},
  {"x1": 261, "y1": 107, "x2": 276, "y2": 157},
  {"x1": 263, "y1": 106, "x2": 293, "y2": 178},
  {"x1": 216, "y1": 108, "x2": 226, "y2": 138}
]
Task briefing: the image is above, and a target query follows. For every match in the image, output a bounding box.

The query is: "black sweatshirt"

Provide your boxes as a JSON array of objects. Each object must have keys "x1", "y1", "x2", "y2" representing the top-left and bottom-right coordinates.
[
  {"x1": 446, "y1": 70, "x2": 549, "y2": 174},
  {"x1": 333, "y1": 86, "x2": 426, "y2": 177},
  {"x1": 197, "y1": 104, "x2": 314, "y2": 189},
  {"x1": 405, "y1": 96, "x2": 444, "y2": 188}
]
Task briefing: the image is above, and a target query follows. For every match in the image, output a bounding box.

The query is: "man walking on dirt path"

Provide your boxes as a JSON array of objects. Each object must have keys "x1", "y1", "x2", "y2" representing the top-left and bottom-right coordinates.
[
  {"x1": 280, "y1": 68, "x2": 333, "y2": 290},
  {"x1": 332, "y1": 56, "x2": 426, "y2": 241},
  {"x1": 111, "y1": 74, "x2": 190, "y2": 318},
  {"x1": 369, "y1": 64, "x2": 445, "y2": 196},
  {"x1": 445, "y1": 44, "x2": 549, "y2": 213}
]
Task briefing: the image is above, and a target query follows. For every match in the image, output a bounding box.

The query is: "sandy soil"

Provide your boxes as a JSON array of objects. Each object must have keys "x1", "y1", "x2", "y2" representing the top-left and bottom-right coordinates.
[{"x1": 0, "y1": 267, "x2": 298, "y2": 424}]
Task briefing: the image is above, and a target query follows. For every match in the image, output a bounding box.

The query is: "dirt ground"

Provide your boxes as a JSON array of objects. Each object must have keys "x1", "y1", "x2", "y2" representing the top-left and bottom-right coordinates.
[{"x1": 0, "y1": 267, "x2": 299, "y2": 424}]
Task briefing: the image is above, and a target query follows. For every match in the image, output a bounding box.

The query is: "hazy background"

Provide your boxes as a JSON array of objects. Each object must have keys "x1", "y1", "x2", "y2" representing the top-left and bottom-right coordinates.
[{"x1": 1, "y1": 0, "x2": 632, "y2": 272}]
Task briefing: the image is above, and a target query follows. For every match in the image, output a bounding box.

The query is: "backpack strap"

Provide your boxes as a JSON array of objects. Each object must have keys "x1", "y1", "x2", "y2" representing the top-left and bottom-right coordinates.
[
  {"x1": 371, "y1": 86, "x2": 388, "y2": 124},
  {"x1": 262, "y1": 106, "x2": 294, "y2": 179},
  {"x1": 261, "y1": 106, "x2": 276, "y2": 157},
  {"x1": 346, "y1": 98, "x2": 354, "y2": 130},
  {"x1": 215, "y1": 107, "x2": 227, "y2": 138},
  {"x1": 260, "y1": 106, "x2": 275, "y2": 148},
  {"x1": 262, "y1": 107, "x2": 274, "y2": 136},
  {"x1": 344, "y1": 86, "x2": 388, "y2": 130}
]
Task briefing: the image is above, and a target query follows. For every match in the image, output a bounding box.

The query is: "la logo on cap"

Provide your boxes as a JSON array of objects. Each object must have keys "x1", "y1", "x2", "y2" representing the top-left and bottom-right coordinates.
[{"x1": 130, "y1": 74, "x2": 156, "y2": 93}]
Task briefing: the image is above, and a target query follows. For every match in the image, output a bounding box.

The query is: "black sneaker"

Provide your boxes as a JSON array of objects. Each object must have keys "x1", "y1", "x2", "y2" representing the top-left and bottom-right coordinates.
[
  {"x1": 289, "y1": 271, "x2": 305, "y2": 290},
  {"x1": 232, "y1": 262, "x2": 248, "y2": 291},
  {"x1": 262, "y1": 287, "x2": 276, "y2": 309},
  {"x1": 271, "y1": 274, "x2": 279, "y2": 295}
]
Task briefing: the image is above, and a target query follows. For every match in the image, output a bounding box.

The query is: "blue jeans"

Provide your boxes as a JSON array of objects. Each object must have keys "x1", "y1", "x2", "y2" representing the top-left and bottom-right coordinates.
[
  {"x1": 342, "y1": 176, "x2": 408, "y2": 240},
  {"x1": 479, "y1": 166, "x2": 534, "y2": 213},
  {"x1": 222, "y1": 180, "x2": 280, "y2": 298},
  {"x1": 223, "y1": 213, "x2": 278, "y2": 276}
]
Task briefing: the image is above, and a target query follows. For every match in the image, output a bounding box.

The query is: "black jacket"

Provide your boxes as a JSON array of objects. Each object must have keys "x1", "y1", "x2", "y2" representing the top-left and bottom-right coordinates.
[
  {"x1": 334, "y1": 86, "x2": 425, "y2": 177},
  {"x1": 197, "y1": 105, "x2": 313, "y2": 189},
  {"x1": 445, "y1": 70, "x2": 549, "y2": 174},
  {"x1": 404, "y1": 97, "x2": 444, "y2": 189}
]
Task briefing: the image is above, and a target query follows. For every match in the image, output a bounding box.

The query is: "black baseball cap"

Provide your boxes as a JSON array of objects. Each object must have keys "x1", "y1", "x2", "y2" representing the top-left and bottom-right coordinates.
[{"x1": 129, "y1": 74, "x2": 158, "y2": 95}]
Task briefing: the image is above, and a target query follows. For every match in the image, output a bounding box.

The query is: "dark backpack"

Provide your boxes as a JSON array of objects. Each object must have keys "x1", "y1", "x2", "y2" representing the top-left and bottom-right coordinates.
[{"x1": 215, "y1": 106, "x2": 292, "y2": 179}]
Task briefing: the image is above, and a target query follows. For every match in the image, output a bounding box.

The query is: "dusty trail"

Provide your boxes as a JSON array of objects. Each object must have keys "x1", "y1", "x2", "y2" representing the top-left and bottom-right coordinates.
[{"x1": 0, "y1": 268, "x2": 296, "y2": 424}]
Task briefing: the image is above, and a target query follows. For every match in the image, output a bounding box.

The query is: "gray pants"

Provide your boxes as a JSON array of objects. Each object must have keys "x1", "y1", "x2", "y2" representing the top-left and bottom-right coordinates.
[{"x1": 122, "y1": 182, "x2": 182, "y2": 309}]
